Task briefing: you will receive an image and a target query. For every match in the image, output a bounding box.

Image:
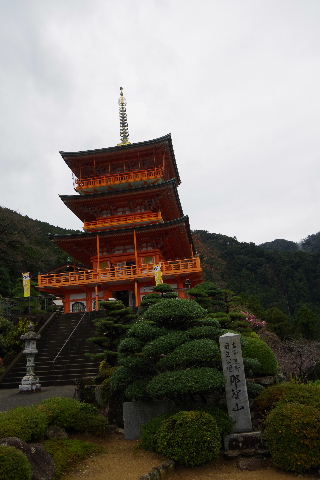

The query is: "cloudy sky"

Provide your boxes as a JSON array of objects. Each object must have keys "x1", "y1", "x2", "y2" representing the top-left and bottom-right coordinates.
[{"x1": 0, "y1": 0, "x2": 319, "y2": 244}]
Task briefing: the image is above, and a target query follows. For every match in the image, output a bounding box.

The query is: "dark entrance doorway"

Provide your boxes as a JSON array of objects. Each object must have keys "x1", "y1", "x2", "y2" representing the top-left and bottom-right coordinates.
[{"x1": 114, "y1": 290, "x2": 129, "y2": 306}]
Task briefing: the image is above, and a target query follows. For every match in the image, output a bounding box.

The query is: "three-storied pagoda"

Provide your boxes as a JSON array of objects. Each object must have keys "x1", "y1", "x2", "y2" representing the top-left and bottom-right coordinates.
[{"x1": 38, "y1": 88, "x2": 202, "y2": 312}]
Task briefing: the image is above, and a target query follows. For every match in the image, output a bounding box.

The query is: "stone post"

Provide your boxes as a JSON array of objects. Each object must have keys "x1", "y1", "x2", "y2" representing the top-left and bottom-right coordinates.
[
  {"x1": 19, "y1": 323, "x2": 41, "y2": 392},
  {"x1": 219, "y1": 332, "x2": 252, "y2": 432}
]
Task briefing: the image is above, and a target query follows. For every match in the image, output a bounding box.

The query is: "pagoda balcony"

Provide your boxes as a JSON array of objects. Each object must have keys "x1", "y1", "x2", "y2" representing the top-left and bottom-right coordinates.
[
  {"x1": 75, "y1": 167, "x2": 164, "y2": 192},
  {"x1": 83, "y1": 211, "x2": 163, "y2": 232},
  {"x1": 38, "y1": 257, "x2": 201, "y2": 288}
]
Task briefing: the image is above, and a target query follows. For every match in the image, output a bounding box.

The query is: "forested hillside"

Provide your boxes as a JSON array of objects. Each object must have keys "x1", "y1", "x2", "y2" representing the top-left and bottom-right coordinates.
[
  {"x1": 0, "y1": 206, "x2": 319, "y2": 324},
  {"x1": 0, "y1": 206, "x2": 79, "y2": 296},
  {"x1": 193, "y1": 230, "x2": 320, "y2": 318}
]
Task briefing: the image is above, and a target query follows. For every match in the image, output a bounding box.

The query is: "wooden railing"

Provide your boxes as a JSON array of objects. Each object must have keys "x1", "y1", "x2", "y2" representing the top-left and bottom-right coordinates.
[
  {"x1": 83, "y1": 211, "x2": 162, "y2": 231},
  {"x1": 75, "y1": 167, "x2": 164, "y2": 192},
  {"x1": 38, "y1": 257, "x2": 202, "y2": 288}
]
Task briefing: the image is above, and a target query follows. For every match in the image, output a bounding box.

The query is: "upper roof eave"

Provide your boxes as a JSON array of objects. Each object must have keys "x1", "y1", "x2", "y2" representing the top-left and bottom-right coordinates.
[{"x1": 59, "y1": 133, "x2": 181, "y2": 184}]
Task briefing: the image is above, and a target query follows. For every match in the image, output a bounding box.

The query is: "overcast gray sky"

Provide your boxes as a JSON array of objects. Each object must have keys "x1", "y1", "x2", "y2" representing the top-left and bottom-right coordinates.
[{"x1": 0, "y1": 0, "x2": 319, "y2": 244}]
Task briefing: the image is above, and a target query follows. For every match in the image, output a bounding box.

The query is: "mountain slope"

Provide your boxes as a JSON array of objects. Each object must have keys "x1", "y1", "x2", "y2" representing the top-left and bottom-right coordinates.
[
  {"x1": 0, "y1": 206, "x2": 79, "y2": 296},
  {"x1": 193, "y1": 230, "x2": 320, "y2": 316}
]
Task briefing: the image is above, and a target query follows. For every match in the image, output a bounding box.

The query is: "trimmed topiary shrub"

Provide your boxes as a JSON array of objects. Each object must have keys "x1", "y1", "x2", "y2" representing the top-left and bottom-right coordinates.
[
  {"x1": 0, "y1": 445, "x2": 32, "y2": 480},
  {"x1": 125, "y1": 379, "x2": 152, "y2": 401},
  {"x1": 38, "y1": 397, "x2": 107, "y2": 434},
  {"x1": 246, "y1": 381, "x2": 264, "y2": 399},
  {"x1": 156, "y1": 411, "x2": 221, "y2": 466},
  {"x1": 157, "y1": 339, "x2": 221, "y2": 370},
  {"x1": 143, "y1": 299, "x2": 207, "y2": 329},
  {"x1": 142, "y1": 332, "x2": 189, "y2": 359},
  {"x1": 185, "y1": 325, "x2": 222, "y2": 340},
  {"x1": 0, "y1": 406, "x2": 48, "y2": 442},
  {"x1": 118, "y1": 337, "x2": 143, "y2": 354},
  {"x1": 43, "y1": 438, "x2": 103, "y2": 478},
  {"x1": 253, "y1": 381, "x2": 320, "y2": 421},
  {"x1": 146, "y1": 367, "x2": 224, "y2": 399},
  {"x1": 127, "y1": 321, "x2": 167, "y2": 341},
  {"x1": 265, "y1": 402, "x2": 320, "y2": 473},
  {"x1": 243, "y1": 357, "x2": 262, "y2": 377},
  {"x1": 241, "y1": 336, "x2": 278, "y2": 375}
]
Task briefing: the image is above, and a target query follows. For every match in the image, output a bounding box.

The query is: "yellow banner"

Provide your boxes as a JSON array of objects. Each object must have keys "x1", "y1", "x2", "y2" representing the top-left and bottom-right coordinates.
[
  {"x1": 22, "y1": 272, "x2": 31, "y2": 297},
  {"x1": 154, "y1": 265, "x2": 163, "y2": 285}
]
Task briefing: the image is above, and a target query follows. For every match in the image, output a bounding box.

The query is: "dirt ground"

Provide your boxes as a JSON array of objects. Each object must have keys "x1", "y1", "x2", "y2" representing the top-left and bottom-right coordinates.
[{"x1": 63, "y1": 433, "x2": 319, "y2": 480}]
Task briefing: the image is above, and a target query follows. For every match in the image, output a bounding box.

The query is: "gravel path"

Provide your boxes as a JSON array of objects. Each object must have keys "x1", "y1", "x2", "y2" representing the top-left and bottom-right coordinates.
[
  {"x1": 0, "y1": 385, "x2": 74, "y2": 411},
  {"x1": 63, "y1": 433, "x2": 319, "y2": 480}
]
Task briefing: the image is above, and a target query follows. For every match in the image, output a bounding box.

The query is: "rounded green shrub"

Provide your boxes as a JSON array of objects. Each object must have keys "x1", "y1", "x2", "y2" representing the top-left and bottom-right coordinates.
[
  {"x1": 143, "y1": 299, "x2": 207, "y2": 329},
  {"x1": 110, "y1": 365, "x2": 132, "y2": 392},
  {"x1": 157, "y1": 339, "x2": 220, "y2": 370},
  {"x1": 146, "y1": 367, "x2": 224, "y2": 399},
  {"x1": 0, "y1": 445, "x2": 32, "y2": 480},
  {"x1": 139, "y1": 413, "x2": 173, "y2": 452},
  {"x1": 38, "y1": 397, "x2": 106, "y2": 434},
  {"x1": 246, "y1": 381, "x2": 264, "y2": 399},
  {"x1": 156, "y1": 411, "x2": 221, "y2": 466},
  {"x1": 142, "y1": 332, "x2": 189, "y2": 359},
  {"x1": 0, "y1": 406, "x2": 48, "y2": 442},
  {"x1": 265, "y1": 402, "x2": 320, "y2": 473},
  {"x1": 241, "y1": 336, "x2": 278, "y2": 375},
  {"x1": 253, "y1": 382, "x2": 320, "y2": 420},
  {"x1": 244, "y1": 357, "x2": 262, "y2": 377},
  {"x1": 127, "y1": 322, "x2": 167, "y2": 341}
]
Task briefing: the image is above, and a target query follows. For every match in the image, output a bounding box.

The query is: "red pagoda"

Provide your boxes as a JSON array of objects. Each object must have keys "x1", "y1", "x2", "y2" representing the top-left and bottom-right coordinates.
[{"x1": 38, "y1": 88, "x2": 202, "y2": 312}]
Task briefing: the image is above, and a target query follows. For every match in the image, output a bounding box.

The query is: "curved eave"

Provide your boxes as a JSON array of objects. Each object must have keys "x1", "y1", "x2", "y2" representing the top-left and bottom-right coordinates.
[
  {"x1": 59, "y1": 179, "x2": 183, "y2": 220},
  {"x1": 49, "y1": 215, "x2": 194, "y2": 250},
  {"x1": 60, "y1": 133, "x2": 181, "y2": 184}
]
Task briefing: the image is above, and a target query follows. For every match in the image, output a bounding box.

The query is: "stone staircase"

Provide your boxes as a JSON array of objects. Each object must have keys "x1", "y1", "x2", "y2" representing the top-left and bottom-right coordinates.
[{"x1": 0, "y1": 312, "x2": 104, "y2": 388}]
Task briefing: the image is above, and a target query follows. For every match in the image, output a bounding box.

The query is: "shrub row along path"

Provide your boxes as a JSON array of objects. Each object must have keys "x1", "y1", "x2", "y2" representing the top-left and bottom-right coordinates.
[
  {"x1": 64, "y1": 434, "x2": 319, "y2": 480},
  {"x1": 0, "y1": 386, "x2": 74, "y2": 412}
]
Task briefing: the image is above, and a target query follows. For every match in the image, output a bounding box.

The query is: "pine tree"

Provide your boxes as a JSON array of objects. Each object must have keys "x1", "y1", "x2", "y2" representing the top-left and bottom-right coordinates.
[{"x1": 88, "y1": 299, "x2": 137, "y2": 364}]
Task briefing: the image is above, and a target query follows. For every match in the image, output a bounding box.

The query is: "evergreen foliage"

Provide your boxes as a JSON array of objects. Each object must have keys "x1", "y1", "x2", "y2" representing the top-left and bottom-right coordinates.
[
  {"x1": 252, "y1": 381, "x2": 320, "y2": 421},
  {"x1": 0, "y1": 406, "x2": 48, "y2": 442},
  {"x1": 265, "y1": 402, "x2": 320, "y2": 473},
  {"x1": 241, "y1": 336, "x2": 278, "y2": 375},
  {"x1": 0, "y1": 445, "x2": 32, "y2": 480},
  {"x1": 0, "y1": 206, "x2": 79, "y2": 297},
  {"x1": 193, "y1": 230, "x2": 320, "y2": 334},
  {"x1": 88, "y1": 299, "x2": 137, "y2": 364},
  {"x1": 155, "y1": 411, "x2": 221, "y2": 466}
]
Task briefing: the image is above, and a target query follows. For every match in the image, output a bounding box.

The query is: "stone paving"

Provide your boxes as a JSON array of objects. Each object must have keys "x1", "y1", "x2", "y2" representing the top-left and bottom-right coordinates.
[{"x1": 0, "y1": 385, "x2": 75, "y2": 412}]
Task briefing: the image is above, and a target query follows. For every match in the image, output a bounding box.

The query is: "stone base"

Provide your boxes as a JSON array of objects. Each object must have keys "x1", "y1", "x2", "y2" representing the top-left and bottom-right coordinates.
[
  {"x1": 224, "y1": 431, "x2": 267, "y2": 457},
  {"x1": 19, "y1": 383, "x2": 41, "y2": 393}
]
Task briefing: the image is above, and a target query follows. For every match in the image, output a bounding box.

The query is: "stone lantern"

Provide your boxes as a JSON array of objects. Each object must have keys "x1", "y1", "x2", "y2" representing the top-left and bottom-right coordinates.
[{"x1": 19, "y1": 323, "x2": 41, "y2": 392}]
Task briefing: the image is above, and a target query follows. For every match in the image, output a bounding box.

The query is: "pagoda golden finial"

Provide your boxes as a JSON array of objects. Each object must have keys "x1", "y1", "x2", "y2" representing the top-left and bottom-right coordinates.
[{"x1": 117, "y1": 87, "x2": 131, "y2": 146}]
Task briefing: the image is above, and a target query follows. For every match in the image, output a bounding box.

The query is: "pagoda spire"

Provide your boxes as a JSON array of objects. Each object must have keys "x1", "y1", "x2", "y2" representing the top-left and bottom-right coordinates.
[{"x1": 118, "y1": 87, "x2": 131, "y2": 146}]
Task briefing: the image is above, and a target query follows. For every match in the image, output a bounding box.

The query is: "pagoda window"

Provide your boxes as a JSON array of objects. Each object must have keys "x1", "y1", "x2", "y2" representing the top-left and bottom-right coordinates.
[
  {"x1": 141, "y1": 255, "x2": 155, "y2": 265},
  {"x1": 140, "y1": 242, "x2": 155, "y2": 251},
  {"x1": 113, "y1": 245, "x2": 134, "y2": 254}
]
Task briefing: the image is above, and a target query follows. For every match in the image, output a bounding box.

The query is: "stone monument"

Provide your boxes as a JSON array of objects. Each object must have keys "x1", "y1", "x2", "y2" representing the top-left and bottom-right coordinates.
[
  {"x1": 219, "y1": 332, "x2": 252, "y2": 432},
  {"x1": 19, "y1": 322, "x2": 41, "y2": 392},
  {"x1": 219, "y1": 332, "x2": 266, "y2": 456}
]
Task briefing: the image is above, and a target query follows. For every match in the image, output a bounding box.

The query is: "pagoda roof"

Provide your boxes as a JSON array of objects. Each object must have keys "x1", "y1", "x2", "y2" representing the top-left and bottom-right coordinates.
[
  {"x1": 49, "y1": 216, "x2": 194, "y2": 265},
  {"x1": 59, "y1": 179, "x2": 183, "y2": 222},
  {"x1": 60, "y1": 133, "x2": 181, "y2": 184}
]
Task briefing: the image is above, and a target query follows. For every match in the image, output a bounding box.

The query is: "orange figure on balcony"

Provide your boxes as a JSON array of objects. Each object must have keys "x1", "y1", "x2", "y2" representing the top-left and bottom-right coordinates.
[{"x1": 38, "y1": 88, "x2": 202, "y2": 312}]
